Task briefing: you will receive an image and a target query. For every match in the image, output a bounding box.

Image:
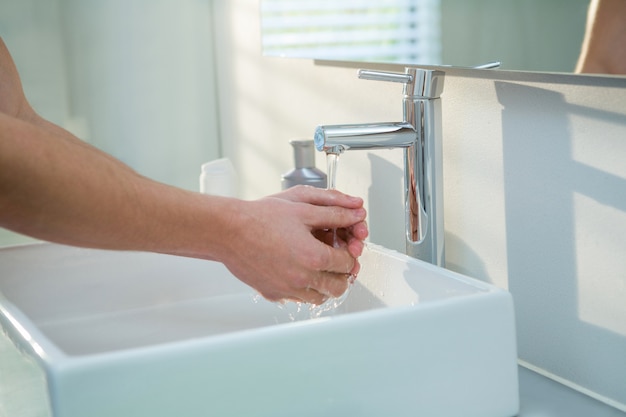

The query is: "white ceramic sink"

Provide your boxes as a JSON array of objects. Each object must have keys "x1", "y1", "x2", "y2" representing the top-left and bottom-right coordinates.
[{"x1": 0, "y1": 242, "x2": 519, "y2": 417}]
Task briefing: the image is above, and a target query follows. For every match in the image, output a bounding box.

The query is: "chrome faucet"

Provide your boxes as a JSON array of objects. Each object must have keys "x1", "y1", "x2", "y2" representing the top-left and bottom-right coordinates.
[{"x1": 314, "y1": 68, "x2": 445, "y2": 266}]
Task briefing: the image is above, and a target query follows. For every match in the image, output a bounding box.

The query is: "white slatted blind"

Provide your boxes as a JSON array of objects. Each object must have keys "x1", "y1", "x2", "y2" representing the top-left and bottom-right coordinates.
[{"x1": 261, "y1": 0, "x2": 441, "y2": 64}]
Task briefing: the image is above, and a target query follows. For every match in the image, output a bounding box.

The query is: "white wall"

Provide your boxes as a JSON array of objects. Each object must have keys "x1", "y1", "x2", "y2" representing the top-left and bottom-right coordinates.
[
  {"x1": 214, "y1": 1, "x2": 626, "y2": 411},
  {"x1": 0, "y1": 0, "x2": 220, "y2": 246},
  {"x1": 59, "y1": 0, "x2": 221, "y2": 190}
]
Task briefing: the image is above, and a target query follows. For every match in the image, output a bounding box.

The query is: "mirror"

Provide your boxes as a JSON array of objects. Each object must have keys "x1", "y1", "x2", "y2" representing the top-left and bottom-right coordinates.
[{"x1": 262, "y1": 0, "x2": 591, "y2": 74}]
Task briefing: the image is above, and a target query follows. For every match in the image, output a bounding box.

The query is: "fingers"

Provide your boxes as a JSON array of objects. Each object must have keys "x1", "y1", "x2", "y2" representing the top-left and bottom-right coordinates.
[
  {"x1": 312, "y1": 224, "x2": 368, "y2": 259},
  {"x1": 243, "y1": 189, "x2": 368, "y2": 306},
  {"x1": 311, "y1": 229, "x2": 339, "y2": 247},
  {"x1": 308, "y1": 216, "x2": 367, "y2": 286},
  {"x1": 277, "y1": 185, "x2": 364, "y2": 209},
  {"x1": 305, "y1": 205, "x2": 366, "y2": 231},
  {"x1": 292, "y1": 272, "x2": 353, "y2": 305},
  {"x1": 347, "y1": 237, "x2": 365, "y2": 259},
  {"x1": 350, "y1": 220, "x2": 369, "y2": 240},
  {"x1": 318, "y1": 238, "x2": 358, "y2": 275},
  {"x1": 333, "y1": 224, "x2": 368, "y2": 258},
  {"x1": 274, "y1": 185, "x2": 369, "y2": 241}
]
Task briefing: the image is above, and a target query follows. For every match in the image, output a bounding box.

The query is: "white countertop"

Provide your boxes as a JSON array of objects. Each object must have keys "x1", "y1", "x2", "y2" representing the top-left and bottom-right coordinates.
[{"x1": 518, "y1": 366, "x2": 625, "y2": 416}]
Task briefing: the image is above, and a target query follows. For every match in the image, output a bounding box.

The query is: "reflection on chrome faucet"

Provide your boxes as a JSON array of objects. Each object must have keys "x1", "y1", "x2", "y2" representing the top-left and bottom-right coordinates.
[{"x1": 314, "y1": 68, "x2": 445, "y2": 266}]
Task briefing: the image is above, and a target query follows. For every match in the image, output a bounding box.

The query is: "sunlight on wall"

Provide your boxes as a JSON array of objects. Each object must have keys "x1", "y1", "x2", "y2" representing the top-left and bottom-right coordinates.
[
  {"x1": 442, "y1": 78, "x2": 509, "y2": 288},
  {"x1": 570, "y1": 100, "x2": 626, "y2": 338},
  {"x1": 574, "y1": 193, "x2": 626, "y2": 338}
]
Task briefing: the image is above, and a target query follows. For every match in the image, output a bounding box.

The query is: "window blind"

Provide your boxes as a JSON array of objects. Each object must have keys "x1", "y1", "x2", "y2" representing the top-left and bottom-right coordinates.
[{"x1": 261, "y1": 0, "x2": 441, "y2": 64}]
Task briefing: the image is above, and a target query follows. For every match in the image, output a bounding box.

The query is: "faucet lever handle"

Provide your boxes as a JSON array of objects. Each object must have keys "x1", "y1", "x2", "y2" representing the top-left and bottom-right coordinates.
[
  {"x1": 359, "y1": 68, "x2": 444, "y2": 99},
  {"x1": 357, "y1": 69, "x2": 413, "y2": 85}
]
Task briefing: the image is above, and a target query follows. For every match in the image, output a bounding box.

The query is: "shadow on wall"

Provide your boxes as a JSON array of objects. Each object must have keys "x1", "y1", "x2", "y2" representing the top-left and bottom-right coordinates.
[
  {"x1": 367, "y1": 154, "x2": 405, "y2": 253},
  {"x1": 367, "y1": 149, "x2": 492, "y2": 285},
  {"x1": 444, "y1": 233, "x2": 491, "y2": 284},
  {"x1": 496, "y1": 81, "x2": 626, "y2": 409}
]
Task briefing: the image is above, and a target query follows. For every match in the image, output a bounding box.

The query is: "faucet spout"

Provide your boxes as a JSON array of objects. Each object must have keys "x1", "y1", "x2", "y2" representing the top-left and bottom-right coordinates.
[
  {"x1": 314, "y1": 68, "x2": 445, "y2": 266},
  {"x1": 314, "y1": 122, "x2": 416, "y2": 153}
]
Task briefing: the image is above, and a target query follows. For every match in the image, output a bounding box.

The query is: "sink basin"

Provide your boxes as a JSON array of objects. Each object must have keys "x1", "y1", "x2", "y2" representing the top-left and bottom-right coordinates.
[{"x1": 0, "y1": 242, "x2": 518, "y2": 417}]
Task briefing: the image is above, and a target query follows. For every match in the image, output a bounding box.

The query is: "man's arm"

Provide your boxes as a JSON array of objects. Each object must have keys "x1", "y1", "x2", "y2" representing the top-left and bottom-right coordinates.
[
  {"x1": 0, "y1": 38, "x2": 368, "y2": 305},
  {"x1": 576, "y1": 0, "x2": 626, "y2": 74}
]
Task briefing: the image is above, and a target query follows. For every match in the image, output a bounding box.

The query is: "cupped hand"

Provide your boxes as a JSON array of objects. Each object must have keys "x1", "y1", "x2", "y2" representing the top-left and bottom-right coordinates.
[
  {"x1": 220, "y1": 186, "x2": 368, "y2": 305},
  {"x1": 273, "y1": 185, "x2": 369, "y2": 264}
]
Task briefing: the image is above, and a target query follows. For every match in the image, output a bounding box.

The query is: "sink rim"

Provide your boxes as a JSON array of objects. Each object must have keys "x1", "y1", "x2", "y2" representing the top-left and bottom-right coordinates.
[{"x1": 0, "y1": 242, "x2": 509, "y2": 366}]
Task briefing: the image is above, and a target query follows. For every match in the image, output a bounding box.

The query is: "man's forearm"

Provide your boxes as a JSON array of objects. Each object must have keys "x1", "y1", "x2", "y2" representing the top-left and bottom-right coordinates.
[
  {"x1": 576, "y1": 0, "x2": 626, "y2": 74},
  {"x1": 0, "y1": 111, "x2": 235, "y2": 258}
]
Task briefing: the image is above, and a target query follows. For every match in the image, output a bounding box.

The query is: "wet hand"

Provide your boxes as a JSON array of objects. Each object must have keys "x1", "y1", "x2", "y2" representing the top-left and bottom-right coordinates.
[{"x1": 221, "y1": 186, "x2": 368, "y2": 305}]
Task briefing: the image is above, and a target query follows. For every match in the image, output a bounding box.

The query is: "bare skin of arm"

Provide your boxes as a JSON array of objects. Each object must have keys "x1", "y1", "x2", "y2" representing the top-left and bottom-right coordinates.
[
  {"x1": 576, "y1": 0, "x2": 626, "y2": 74},
  {"x1": 0, "y1": 38, "x2": 368, "y2": 305}
]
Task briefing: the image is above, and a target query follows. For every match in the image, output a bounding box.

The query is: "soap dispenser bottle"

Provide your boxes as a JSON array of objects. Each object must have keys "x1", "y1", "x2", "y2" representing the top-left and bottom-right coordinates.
[{"x1": 281, "y1": 139, "x2": 327, "y2": 189}]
